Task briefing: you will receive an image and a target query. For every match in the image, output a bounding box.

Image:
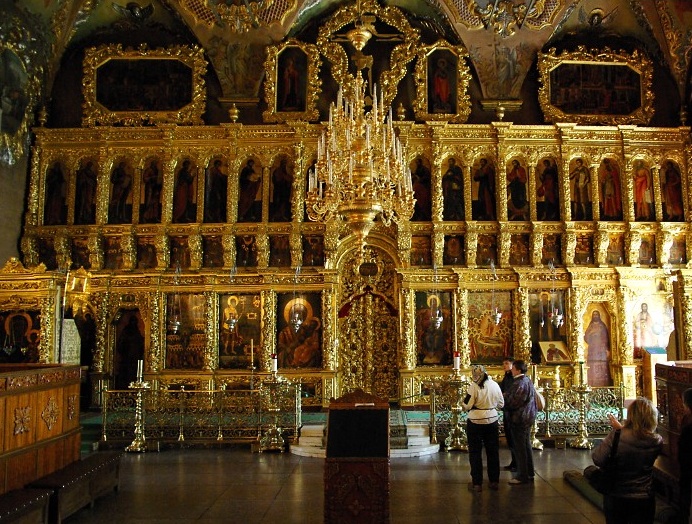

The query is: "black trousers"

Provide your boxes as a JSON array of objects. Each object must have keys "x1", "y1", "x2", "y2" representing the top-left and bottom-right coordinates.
[{"x1": 467, "y1": 420, "x2": 500, "y2": 485}]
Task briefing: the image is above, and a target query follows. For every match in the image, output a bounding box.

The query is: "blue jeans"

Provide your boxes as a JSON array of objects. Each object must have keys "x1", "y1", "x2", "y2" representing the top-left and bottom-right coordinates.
[
  {"x1": 509, "y1": 423, "x2": 534, "y2": 482},
  {"x1": 467, "y1": 420, "x2": 500, "y2": 485}
]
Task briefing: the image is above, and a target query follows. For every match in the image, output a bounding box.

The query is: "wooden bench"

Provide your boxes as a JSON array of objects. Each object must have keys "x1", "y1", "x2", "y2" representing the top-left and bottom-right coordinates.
[
  {"x1": 0, "y1": 488, "x2": 52, "y2": 524},
  {"x1": 28, "y1": 451, "x2": 122, "y2": 524}
]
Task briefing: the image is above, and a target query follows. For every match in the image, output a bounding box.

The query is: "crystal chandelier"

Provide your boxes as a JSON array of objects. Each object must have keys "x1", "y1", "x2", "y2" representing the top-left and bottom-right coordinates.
[{"x1": 306, "y1": 73, "x2": 415, "y2": 246}]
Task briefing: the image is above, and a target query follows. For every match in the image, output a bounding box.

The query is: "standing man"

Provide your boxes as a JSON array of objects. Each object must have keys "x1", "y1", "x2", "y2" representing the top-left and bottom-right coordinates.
[
  {"x1": 569, "y1": 158, "x2": 590, "y2": 220},
  {"x1": 500, "y1": 357, "x2": 516, "y2": 472},
  {"x1": 503, "y1": 359, "x2": 537, "y2": 485}
]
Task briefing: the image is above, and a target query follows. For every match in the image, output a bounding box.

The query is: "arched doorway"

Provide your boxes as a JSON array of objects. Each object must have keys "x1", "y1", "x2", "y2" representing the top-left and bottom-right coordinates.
[{"x1": 337, "y1": 246, "x2": 400, "y2": 401}]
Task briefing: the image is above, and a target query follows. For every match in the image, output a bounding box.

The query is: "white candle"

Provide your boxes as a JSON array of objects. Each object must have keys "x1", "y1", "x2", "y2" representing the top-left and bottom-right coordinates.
[
  {"x1": 250, "y1": 339, "x2": 254, "y2": 366},
  {"x1": 271, "y1": 354, "x2": 278, "y2": 372},
  {"x1": 137, "y1": 360, "x2": 143, "y2": 381},
  {"x1": 453, "y1": 352, "x2": 460, "y2": 370}
]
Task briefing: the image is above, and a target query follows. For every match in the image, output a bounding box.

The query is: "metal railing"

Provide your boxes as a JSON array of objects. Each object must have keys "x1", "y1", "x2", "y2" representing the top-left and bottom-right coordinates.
[{"x1": 101, "y1": 382, "x2": 301, "y2": 447}]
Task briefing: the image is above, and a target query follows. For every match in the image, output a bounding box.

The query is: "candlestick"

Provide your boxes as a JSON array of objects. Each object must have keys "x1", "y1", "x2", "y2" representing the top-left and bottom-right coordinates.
[
  {"x1": 453, "y1": 351, "x2": 460, "y2": 370},
  {"x1": 137, "y1": 359, "x2": 143, "y2": 382},
  {"x1": 271, "y1": 354, "x2": 278, "y2": 373},
  {"x1": 250, "y1": 339, "x2": 254, "y2": 367}
]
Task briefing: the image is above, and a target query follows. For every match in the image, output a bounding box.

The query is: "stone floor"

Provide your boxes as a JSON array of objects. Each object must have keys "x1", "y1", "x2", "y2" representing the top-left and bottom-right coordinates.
[{"x1": 65, "y1": 443, "x2": 609, "y2": 523}]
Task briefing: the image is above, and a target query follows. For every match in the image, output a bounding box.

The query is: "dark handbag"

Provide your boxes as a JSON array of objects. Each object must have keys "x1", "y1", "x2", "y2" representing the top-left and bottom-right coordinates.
[{"x1": 584, "y1": 430, "x2": 621, "y2": 494}]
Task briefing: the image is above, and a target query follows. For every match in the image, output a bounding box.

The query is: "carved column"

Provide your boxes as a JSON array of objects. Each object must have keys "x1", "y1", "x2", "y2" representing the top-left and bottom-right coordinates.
[
  {"x1": 431, "y1": 143, "x2": 444, "y2": 223},
  {"x1": 466, "y1": 230, "x2": 478, "y2": 269},
  {"x1": 203, "y1": 291, "x2": 216, "y2": 371},
  {"x1": 432, "y1": 229, "x2": 444, "y2": 269},
  {"x1": 498, "y1": 225, "x2": 511, "y2": 268},
  {"x1": 676, "y1": 272, "x2": 692, "y2": 360},
  {"x1": 563, "y1": 229, "x2": 577, "y2": 267},
  {"x1": 222, "y1": 232, "x2": 236, "y2": 270},
  {"x1": 401, "y1": 287, "x2": 416, "y2": 370},
  {"x1": 20, "y1": 235, "x2": 39, "y2": 268},
  {"x1": 93, "y1": 292, "x2": 110, "y2": 373},
  {"x1": 594, "y1": 228, "x2": 610, "y2": 267},
  {"x1": 188, "y1": 231, "x2": 202, "y2": 271},
  {"x1": 323, "y1": 220, "x2": 340, "y2": 270},
  {"x1": 464, "y1": 165, "x2": 473, "y2": 221},
  {"x1": 88, "y1": 233, "x2": 103, "y2": 271},
  {"x1": 155, "y1": 234, "x2": 169, "y2": 271},
  {"x1": 569, "y1": 287, "x2": 586, "y2": 362},
  {"x1": 514, "y1": 288, "x2": 531, "y2": 362},
  {"x1": 530, "y1": 230, "x2": 543, "y2": 267},
  {"x1": 149, "y1": 291, "x2": 163, "y2": 373},
  {"x1": 456, "y1": 288, "x2": 470, "y2": 369},
  {"x1": 626, "y1": 229, "x2": 642, "y2": 267},
  {"x1": 321, "y1": 282, "x2": 337, "y2": 371},
  {"x1": 40, "y1": 294, "x2": 56, "y2": 363},
  {"x1": 528, "y1": 165, "x2": 537, "y2": 222},
  {"x1": 616, "y1": 286, "x2": 636, "y2": 366},
  {"x1": 54, "y1": 234, "x2": 71, "y2": 271},
  {"x1": 656, "y1": 228, "x2": 674, "y2": 267},
  {"x1": 261, "y1": 290, "x2": 277, "y2": 372},
  {"x1": 160, "y1": 155, "x2": 176, "y2": 225},
  {"x1": 590, "y1": 164, "x2": 601, "y2": 221},
  {"x1": 256, "y1": 231, "x2": 269, "y2": 269},
  {"x1": 120, "y1": 230, "x2": 136, "y2": 270},
  {"x1": 396, "y1": 222, "x2": 412, "y2": 269},
  {"x1": 651, "y1": 166, "x2": 663, "y2": 222},
  {"x1": 289, "y1": 230, "x2": 302, "y2": 268},
  {"x1": 26, "y1": 145, "x2": 42, "y2": 227}
]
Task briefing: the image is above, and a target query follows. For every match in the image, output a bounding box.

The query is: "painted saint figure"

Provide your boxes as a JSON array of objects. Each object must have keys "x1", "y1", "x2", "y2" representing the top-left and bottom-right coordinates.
[
  {"x1": 569, "y1": 158, "x2": 590, "y2": 220},
  {"x1": 584, "y1": 310, "x2": 612, "y2": 386},
  {"x1": 600, "y1": 158, "x2": 622, "y2": 220},
  {"x1": 507, "y1": 159, "x2": 528, "y2": 220},
  {"x1": 473, "y1": 158, "x2": 496, "y2": 220},
  {"x1": 442, "y1": 158, "x2": 464, "y2": 220},
  {"x1": 411, "y1": 157, "x2": 432, "y2": 221},
  {"x1": 238, "y1": 159, "x2": 261, "y2": 222},
  {"x1": 141, "y1": 159, "x2": 162, "y2": 223},
  {"x1": 75, "y1": 160, "x2": 97, "y2": 225},
  {"x1": 109, "y1": 161, "x2": 132, "y2": 223},
  {"x1": 270, "y1": 157, "x2": 293, "y2": 222},
  {"x1": 44, "y1": 163, "x2": 66, "y2": 225},
  {"x1": 173, "y1": 160, "x2": 195, "y2": 223},
  {"x1": 634, "y1": 161, "x2": 653, "y2": 220},
  {"x1": 204, "y1": 159, "x2": 227, "y2": 223},
  {"x1": 538, "y1": 159, "x2": 559, "y2": 220},
  {"x1": 661, "y1": 160, "x2": 684, "y2": 221}
]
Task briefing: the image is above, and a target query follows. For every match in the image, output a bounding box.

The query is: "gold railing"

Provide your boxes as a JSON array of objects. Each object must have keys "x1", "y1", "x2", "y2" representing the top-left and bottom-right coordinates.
[
  {"x1": 428, "y1": 381, "x2": 624, "y2": 448},
  {"x1": 101, "y1": 382, "x2": 301, "y2": 448}
]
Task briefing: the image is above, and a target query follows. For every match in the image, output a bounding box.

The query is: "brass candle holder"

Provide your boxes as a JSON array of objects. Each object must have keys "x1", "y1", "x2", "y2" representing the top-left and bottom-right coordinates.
[
  {"x1": 125, "y1": 377, "x2": 151, "y2": 453},
  {"x1": 445, "y1": 368, "x2": 469, "y2": 452},
  {"x1": 259, "y1": 367, "x2": 287, "y2": 452}
]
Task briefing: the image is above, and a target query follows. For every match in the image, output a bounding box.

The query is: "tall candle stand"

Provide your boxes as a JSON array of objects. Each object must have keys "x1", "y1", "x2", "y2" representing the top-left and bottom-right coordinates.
[
  {"x1": 445, "y1": 365, "x2": 469, "y2": 452},
  {"x1": 530, "y1": 366, "x2": 544, "y2": 451},
  {"x1": 569, "y1": 360, "x2": 593, "y2": 449},
  {"x1": 259, "y1": 356, "x2": 286, "y2": 452},
  {"x1": 125, "y1": 365, "x2": 150, "y2": 453}
]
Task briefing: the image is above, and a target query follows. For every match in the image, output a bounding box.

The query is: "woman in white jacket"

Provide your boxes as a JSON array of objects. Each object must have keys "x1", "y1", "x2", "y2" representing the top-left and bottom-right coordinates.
[{"x1": 463, "y1": 364, "x2": 505, "y2": 492}]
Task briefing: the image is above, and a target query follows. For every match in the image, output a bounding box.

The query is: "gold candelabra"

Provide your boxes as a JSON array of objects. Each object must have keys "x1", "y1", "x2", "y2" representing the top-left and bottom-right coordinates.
[
  {"x1": 445, "y1": 368, "x2": 469, "y2": 452},
  {"x1": 126, "y1": 360, "x2": 150, "y2": 453},
  {"x1": 569, "y1": 360, "x2": 593, "y2": 449},
  {"x1": 306, "y1": 73, "x2": 415, "y2": 247},
  {"x1": 259, "y1": 357, "x2": 286, "y2": 452}
]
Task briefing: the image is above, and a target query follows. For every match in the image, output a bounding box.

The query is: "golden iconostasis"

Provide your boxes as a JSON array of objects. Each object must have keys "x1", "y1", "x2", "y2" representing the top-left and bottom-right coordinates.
[{"x1": 0, "y1": 121, "x2": 688, "y2": 407}]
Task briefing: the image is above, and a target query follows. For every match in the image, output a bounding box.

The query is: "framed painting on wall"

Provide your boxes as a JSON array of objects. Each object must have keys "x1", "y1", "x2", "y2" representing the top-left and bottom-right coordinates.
[
  {"x1": 219, "y1": 293, "x2": 261, "y2": 369},
  {"x1": 415, "y1": 291, "x2": 453, "y2": 366},
  {"x1": 537, "y1": 47, "x2": 653, "y2": 125},
  {"x1": 414, "y1": 40, "x2": 471, "y2": 123},
  {"x1": 263, "y1": 39, "x2": 320, "y2": 123},
  {"x1": 276, "y1": 292, "x2": 322, "y2": 369},
  {"x1": 539, "y1": 341, "x2": 570, "y2": 364},
  {"x1": 82, "y1": 44, "x2": 206, "y2": 126}
]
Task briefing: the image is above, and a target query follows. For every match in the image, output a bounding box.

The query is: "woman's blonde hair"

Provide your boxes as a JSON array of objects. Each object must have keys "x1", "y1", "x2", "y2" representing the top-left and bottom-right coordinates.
[{"x1": 624, "y1": 396, "x2": 658, "y2": 438}]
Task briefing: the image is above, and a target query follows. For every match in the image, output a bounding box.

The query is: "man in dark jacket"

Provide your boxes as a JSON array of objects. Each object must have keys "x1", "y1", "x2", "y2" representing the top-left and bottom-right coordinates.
[
  {"x1": 500, "y1": 357, "x2": 516, "y2": 471},
  {"x1": 503, "y1": 359, "x2": 537, "y2": 485}
]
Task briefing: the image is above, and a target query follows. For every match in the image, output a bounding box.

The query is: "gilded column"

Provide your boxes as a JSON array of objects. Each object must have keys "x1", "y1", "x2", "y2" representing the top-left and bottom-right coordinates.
[
  {"x1": 528, "y1": 165, "x2": 537, "y2": 222},
  {"x1": 514, "y1": 287, "x2": 531, "y2": 361},
  {"x1": 464, "y1": 165, "x2": 473, "y2": 221},
  {"x1": 203, "y1": 291, "x2": 215, "y2": 371},
  {"x1": 432, "y1": 229, "x2": 444, "y2": 269},
  {"x1": 594, "y1": 228, "x2": 610, "y2": 267},
  {"x1": 20, "y1": 235, "x2": 39, "y2": 268},
  {"x1": 160, "y1": 152, "x2": 176, "y2": 225},
  {"x1": 590, "y1": 165, "x2": 601, "y2": 221},
  {"x1": 289, "y1": 230, "x2": 302, "y2": 268},
  {"x1": 27, "y1": 145, "x2": 41, "y2": 226},
  {"x1": 498, "y1": 224, "x2": 511, "y2": 268},
  {"x1": 432, "y1": 142, "x2": 444, "y2": 223},
  {"x1": 676, "y1": 272, "x2": 692, "y2": 360},
  {"x1": 88, "y1": 233, "x2": 103, "y2": 271},
  {"x1": 149, "y1": 291, "x2": 163, "y2": 373},
  {"x1": 261, "y1": 289, "x2": 277, "y2": 371},
  {"x1": 39, "y1": 294, "x2": 56, "y2": 363},
  {"x1": 397, "y1": 222, "x2": 412, "y2": 269},
  {"x1": 222, "y1": 232, "x2": 236, "y2": 270},
  {"x1": 466, "y1": 230, "x2": 478, "y2": 269},
  {"x1": 188, "y1": 231, "x2": 202, "y2": 271},
  {"x1": 256, "y1": 231, "x2": 269, "y2": 269},
  {"x1": 121, "y1": 230, "x2": 136, "y2": 270},
  {"x1": 456, "y1": 288, "x2": 470, "y2": 369},
  {"x1": 93, "y1": 292, "x2": 110, "y2": 373},
  {"x1": 293, "y1": 141, "x2": 305, "y2": 224},
  {"x1": 569, "y1": 288, "x2": 586, "y2": 363},
  {"x1": 626, "y1": 229, "x2": 642, "y2": 267},
  {"x1": 96, "y1": 154, "x2": 110, "y2": 225},
  {"x1": 401, "y1": 287, "x2": 416, "y2": 369},
  {"x1": 155, "y1": 234, "x2": 169, "y2": 270},
  {"x1": 321, "y1": 284, "x2": 337, "y2": 371},
  {"x1": 656, "y1": 228, "x2": 674, "y2": 267},
  {"x1": 54, "y1": 234, "x2": 71, "y2": 270},
  {"x1": 323, "y1": 220, "x2": 340, "y2": 270},
  {"x1": 562, "y1": 230, "x2": 576, "y2": 267},
  {"x1": 530, "y1": 230, "x2": 543, "y2": 267},
  {"x1": 616, "y1": 286, "x2": 636, "y2": 366},
  {"x1": 651, "y1": 166, "x2": 663, "y2": 222}
]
